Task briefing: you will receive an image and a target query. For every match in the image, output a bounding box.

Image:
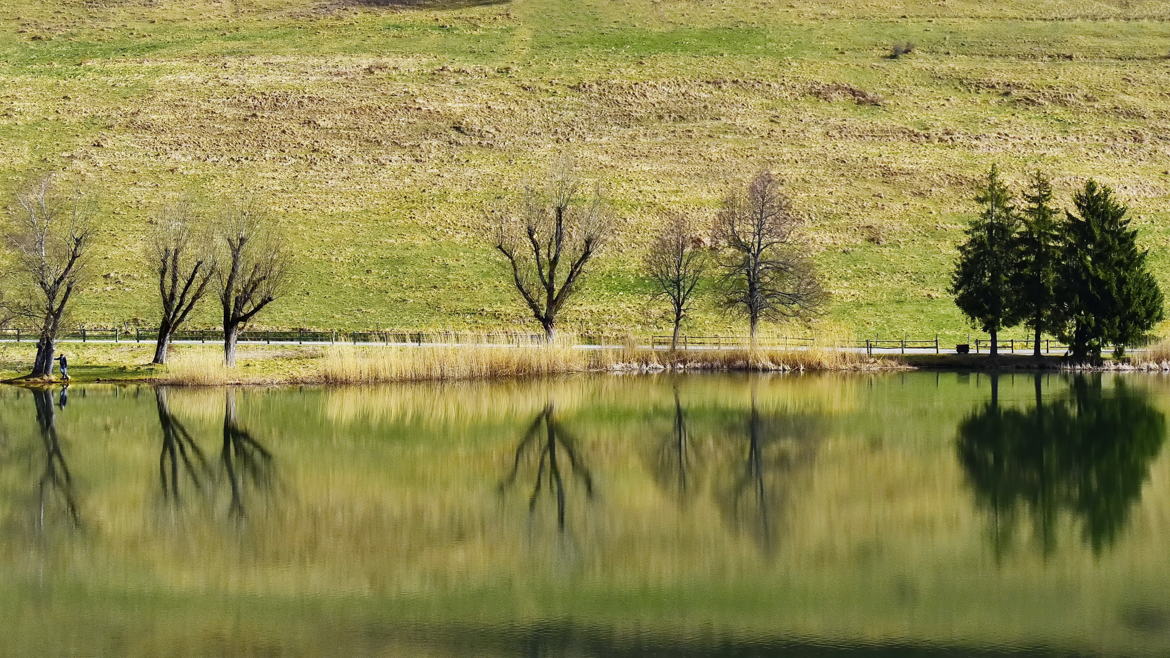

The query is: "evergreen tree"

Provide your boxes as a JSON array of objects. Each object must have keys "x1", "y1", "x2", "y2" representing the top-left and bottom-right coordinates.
[
  {"x1": 1012, "y1": 171, "x2": 1061, "y2": 357},
  {"x1": 951, "y1": 165, "x2": 1020, "y2": 357},
  {"x1": 1058, "y1": 180, "x2": 1164, "y2": 360}
]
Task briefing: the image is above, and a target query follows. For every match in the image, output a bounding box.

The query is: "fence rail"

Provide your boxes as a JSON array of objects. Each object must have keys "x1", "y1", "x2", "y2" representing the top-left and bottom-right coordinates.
[{"x1": 0, "y1": 327, "x2": 1150, "y2": 355}]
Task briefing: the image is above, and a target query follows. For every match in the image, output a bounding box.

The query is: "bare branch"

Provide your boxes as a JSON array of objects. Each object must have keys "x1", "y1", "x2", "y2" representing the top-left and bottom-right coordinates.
[
  {"x1": 3, "y1": 173, "x2": 94, "y2": 377},
  {"x1": 217, "y1": 199, "x2": 291, "y2": 366},
  {"x1": 712, "y1": 170, "x2": 825, "y2": 337},
  {"x1": 487, "y1": 162, "x2": 611, "y2": 340}
]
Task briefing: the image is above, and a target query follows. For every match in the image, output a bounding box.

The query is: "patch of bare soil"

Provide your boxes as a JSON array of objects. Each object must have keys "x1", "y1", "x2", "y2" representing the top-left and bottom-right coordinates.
[{"x1": 807, "y1": 81, "x2": 884, "y2": 107}]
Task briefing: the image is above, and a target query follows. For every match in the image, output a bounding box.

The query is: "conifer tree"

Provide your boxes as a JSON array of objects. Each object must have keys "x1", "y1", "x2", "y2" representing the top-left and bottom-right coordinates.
[
  {"x1": 1012, "y1": 171, "x2": 1061, "y2": 357},
  {"x1": 1058, "y1": 181, "x2": 1164, "y2": 360},
  {"x1": 951, "y1": 165, "x2": 1020, "y2": 357}
]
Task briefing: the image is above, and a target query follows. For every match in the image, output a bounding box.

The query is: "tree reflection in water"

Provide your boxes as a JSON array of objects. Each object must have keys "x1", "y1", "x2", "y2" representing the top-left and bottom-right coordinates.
[
  {"x1": 957, "y1": 374, "x2": 1165, "y2": 557},
  {"x1": 643, "y1": 385, "x2": 700, "y2": 508},
  {"x1": 499, "y1": 403, "x2": 595, "y2": 533},
  {"x1": 714, "y1": 383, "x2": 821, "y2": 556},
  {"x1": 155, "y1": 387, "x2": 212, "y2": 506},
  {"x1": 220, "y1": 389, "x2": 276, "y2": 519},
  {"x1": 32, "y1": 387, "x2": 81, "y2": 531}
]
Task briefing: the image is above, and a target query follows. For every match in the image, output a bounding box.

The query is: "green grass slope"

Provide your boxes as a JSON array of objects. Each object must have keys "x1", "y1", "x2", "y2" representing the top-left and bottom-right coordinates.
[{"x1": 2, "y1": 0, "x2": 1169, "y2": 339}]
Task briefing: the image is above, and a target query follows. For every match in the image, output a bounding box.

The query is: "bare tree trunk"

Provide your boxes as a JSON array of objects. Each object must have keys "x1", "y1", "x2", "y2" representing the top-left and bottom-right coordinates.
[
  {"x1": 32, "y1": 337, "x2": 55, "y2": 378},
  {"x1": 542, "y1": 319, "x2": 556, "y2": 344},
  {"x1": 152, "y1": 320, "x2": 172, "y2": 365},
  {"x1": 1032, "y1": 324, "x2": 1042, "y2": 358},
  {"x1": 671, "y1": 312, "x2": 681, "y2": 351},
  {"x1": 989, "y1": 326, "x2": 998, "y2": 357},
  {"x1": 749, "y1": 312, "x2": 759, "y2": 346},
  {"x1": 224, "y1": 323, "x2": 240, "y2": 367}
]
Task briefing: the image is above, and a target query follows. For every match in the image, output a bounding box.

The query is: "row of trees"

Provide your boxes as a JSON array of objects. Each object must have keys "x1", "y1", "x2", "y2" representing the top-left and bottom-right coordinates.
[
  {"x1": 951, "y1": 166, "x2": 1163, "y2": 361},
  {"x1": 489, "y1": 166, "x2": 826, "y2": 348},
  {"x1": 6, "y1": 164, "x2": 1162, "y2": 375},
  {"x1": 4, "y1": 175, "x2": 289, "y2": 375}
]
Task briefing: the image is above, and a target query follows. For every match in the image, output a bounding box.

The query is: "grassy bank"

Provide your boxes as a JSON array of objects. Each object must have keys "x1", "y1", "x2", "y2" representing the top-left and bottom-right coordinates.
[
  {"x1": 2, "y1": 0, "x2": 1169, "y2": 339},
  {"x1": 10, "y1": 339, "x2": 1170, "y2": 386},
  {"x1": 0, "y1": 341, "x2": 885, "y2": 385}
]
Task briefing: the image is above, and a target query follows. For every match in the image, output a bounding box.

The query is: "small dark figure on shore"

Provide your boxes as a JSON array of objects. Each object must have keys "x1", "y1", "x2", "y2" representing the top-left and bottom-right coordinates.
[{"x1": 56, "y1": 354, "x2": 69, "y2": 381}]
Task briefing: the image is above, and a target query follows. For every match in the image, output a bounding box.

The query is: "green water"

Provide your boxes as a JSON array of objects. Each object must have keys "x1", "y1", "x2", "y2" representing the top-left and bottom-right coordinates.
[{"x1": 3, "y1": 373, "x2": 1170, "y2": 655}]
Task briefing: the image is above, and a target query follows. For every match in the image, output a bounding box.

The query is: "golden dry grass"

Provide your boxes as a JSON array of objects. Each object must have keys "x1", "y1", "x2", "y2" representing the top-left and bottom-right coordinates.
[{"x1": 318, "y1": 343, "x2": 594, "y2": 383}]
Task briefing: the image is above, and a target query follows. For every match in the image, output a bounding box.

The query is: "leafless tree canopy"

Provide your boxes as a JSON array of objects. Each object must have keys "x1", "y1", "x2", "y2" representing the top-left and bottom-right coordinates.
[
  {"x1": 712, "y1": 170, "x2": 825, "y2": 338},
  {"x1": 4, "y1": 174, "x2": 94, "y2": 377},
  {"x1": 489, "y1": 164, "x2": 610, "y2": 340},
  {"x1": 646, "y1": 211, "x2": 708, "y2": 350},
  {"x1": 218, "y1": 200, "x2": 289, "y2": 366},
  {"x1": 149, "y1": 197, "x2": 217, "y2": 364}
]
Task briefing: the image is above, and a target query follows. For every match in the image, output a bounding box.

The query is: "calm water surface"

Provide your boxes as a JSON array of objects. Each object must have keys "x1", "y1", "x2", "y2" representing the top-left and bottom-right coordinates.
[{"x1": 4, "y1": 373, "x2": 1170, "y2": 655}]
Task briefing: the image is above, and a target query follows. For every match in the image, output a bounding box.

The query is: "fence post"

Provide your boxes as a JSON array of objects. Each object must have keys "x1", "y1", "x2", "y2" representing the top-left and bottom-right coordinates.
[
  {"x1": 866, "y1": 339, "x2": 872, "y2": 357},
  {"x1": 15, "y1": 328, "x2": 19, "y2": 343},
  {"x1": 1010, "y1": 339, "x2": 1014, "y2": 354},
  {"x1": 81, "y1": 328, "x2": 86, "y2": 343},
  {"x1": 901, "y1": 338, "x2": 905, "y2": 355},
  {"x1": 935, "y1": 335, "x2": 939, "y2": 354}
]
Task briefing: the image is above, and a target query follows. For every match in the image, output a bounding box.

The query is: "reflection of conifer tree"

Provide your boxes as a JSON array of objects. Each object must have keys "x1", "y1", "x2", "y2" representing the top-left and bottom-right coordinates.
[
  {"x1": 643, "y1": 385, "x2": 699, "y2": 507},
  {"x1": 220, "y1": 389, "x2": 275, "y2": 519},
  {"x1": 958, "y1": 374, "x2": 1165, "y2": 557},
  {"x1": 716, "y1": 383, "x2": 821, "y2": 555},
  {"x1": 32, "y1": 388, "x2": 80, "y2": 530},
  {"x1": 499, "y1": 404, "x2": 594, "y2": 531},
  {"x1": 156, "y1": 387, "x2": 212, "y2": 506}
]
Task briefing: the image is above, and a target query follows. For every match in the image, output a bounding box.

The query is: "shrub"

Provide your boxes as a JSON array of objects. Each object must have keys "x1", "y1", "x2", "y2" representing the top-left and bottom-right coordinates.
[{"x1": 889, "y1": 42, "x2": 916, "y2": 59}]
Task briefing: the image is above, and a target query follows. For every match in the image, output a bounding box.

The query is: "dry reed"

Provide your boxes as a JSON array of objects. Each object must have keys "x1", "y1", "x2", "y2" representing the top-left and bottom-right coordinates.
[
  {"x1": 156, "y1": 350, "x2": 237, "y2": 385},
  {"x1": 318, "y1": 344, "x2": 592, "y2": 384}
]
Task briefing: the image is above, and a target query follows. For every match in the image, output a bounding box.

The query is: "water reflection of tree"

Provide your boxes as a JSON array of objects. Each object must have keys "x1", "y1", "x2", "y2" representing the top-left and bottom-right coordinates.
[
  {"x1": 156, "y1": 387, "x2": 212, "y2": 506},
  {"x1": 713, "y1": 384, "x2": 821, "y2": 555},
  {"x1": 499, "y1": 404, "x2": 594, "y2": 532},
  {"x1": 32, "y1": 387, "x2": 81, "y2": 531},
  {"x1": 957, "y1": 374, "x2": 1165, "y2": 557},
  {"x1": 642, "y1": 385, "x2": 700, "y2": 507},
  {"x1": 220, "y1": 389, "x2": 275, "y2": 519}
]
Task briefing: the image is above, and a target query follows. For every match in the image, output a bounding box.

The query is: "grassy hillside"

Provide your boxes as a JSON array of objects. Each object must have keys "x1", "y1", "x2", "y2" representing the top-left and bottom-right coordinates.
[{"x1": 3, "y1": 0, "x2": 1169, "y2": 339}]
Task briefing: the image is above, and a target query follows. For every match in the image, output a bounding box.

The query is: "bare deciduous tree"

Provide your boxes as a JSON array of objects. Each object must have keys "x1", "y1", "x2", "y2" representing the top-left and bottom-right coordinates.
[
  {"x1": 489, "y1": 164, "x2": 610, "y2": 341},
  {"x1": 712, "y1": 170, "x2": 825, "y2": 340},
  {"x1": 646, "y1": 211, "x2": 707, "y2": 350},
  {"x1": 149, "y1": 198, "x2": 217, "y2": 365},
  {"x1": 4, "y1": 174, "x2": 93, "y2": 378},
  {"x1": 217, "y1": 201, "x2": 289, "y2": 367}
]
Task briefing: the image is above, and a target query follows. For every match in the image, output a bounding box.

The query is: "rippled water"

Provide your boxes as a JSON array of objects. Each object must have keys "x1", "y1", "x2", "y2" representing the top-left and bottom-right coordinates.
[{"x1": 4, "y1": 373, "x2": 1170, "y2": 655}]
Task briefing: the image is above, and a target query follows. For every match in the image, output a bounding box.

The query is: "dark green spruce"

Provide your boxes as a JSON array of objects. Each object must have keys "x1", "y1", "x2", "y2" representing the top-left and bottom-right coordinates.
[
  {"x1": 1011, "y1": 171, "x2": 1061, "y2": 357},
  {"x1": 951, "y1": 165, "x2": 1020, "y2": 357},
  {"x1": 1057, "y1": 180, "x2": 1164, "y2": 360}
]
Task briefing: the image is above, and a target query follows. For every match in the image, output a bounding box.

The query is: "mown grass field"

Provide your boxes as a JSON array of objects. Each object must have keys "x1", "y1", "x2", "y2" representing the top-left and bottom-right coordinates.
[{"x1": 3, "y1": 0, "x2": 1169, "y2": 340}]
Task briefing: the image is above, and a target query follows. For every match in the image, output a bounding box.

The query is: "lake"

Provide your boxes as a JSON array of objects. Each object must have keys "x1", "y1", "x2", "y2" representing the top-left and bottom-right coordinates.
[{"x1": 4, "y1": 373, "x2": 1169, "y2": 655}]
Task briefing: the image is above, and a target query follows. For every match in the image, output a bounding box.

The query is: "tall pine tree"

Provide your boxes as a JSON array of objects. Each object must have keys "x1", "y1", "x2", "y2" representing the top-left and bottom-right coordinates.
[
  {"x1": 951, "y1": 165, "x2": 1020, "y2": 357},
  {"x1": 1058, "y1": 180, "x2": 1163, "y2": 360},
  {"x1": 1012, "y1": 171, "x2": 1061, "y2": 357}
]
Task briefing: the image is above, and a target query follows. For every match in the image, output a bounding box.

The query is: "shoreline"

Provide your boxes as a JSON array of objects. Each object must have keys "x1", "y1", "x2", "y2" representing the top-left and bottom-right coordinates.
[{"x1": 2, "y1": 343, "x2": 1165, "y2": 387}]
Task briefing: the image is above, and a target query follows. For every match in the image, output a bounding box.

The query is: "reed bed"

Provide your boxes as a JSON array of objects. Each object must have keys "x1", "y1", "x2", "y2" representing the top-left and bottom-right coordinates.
[
  {"x1": 144, "y1": 336, "x2": 895, "y2": 386},
  {"x1": 155, "y1": 350, "x2": 237, "y2": 385},
  {"x1": 1136, "y1": 339, "x2": 1170, "y2": 366},
  {"x1": 318, "y1": 344, "x2": 594, "y2": 384}
]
